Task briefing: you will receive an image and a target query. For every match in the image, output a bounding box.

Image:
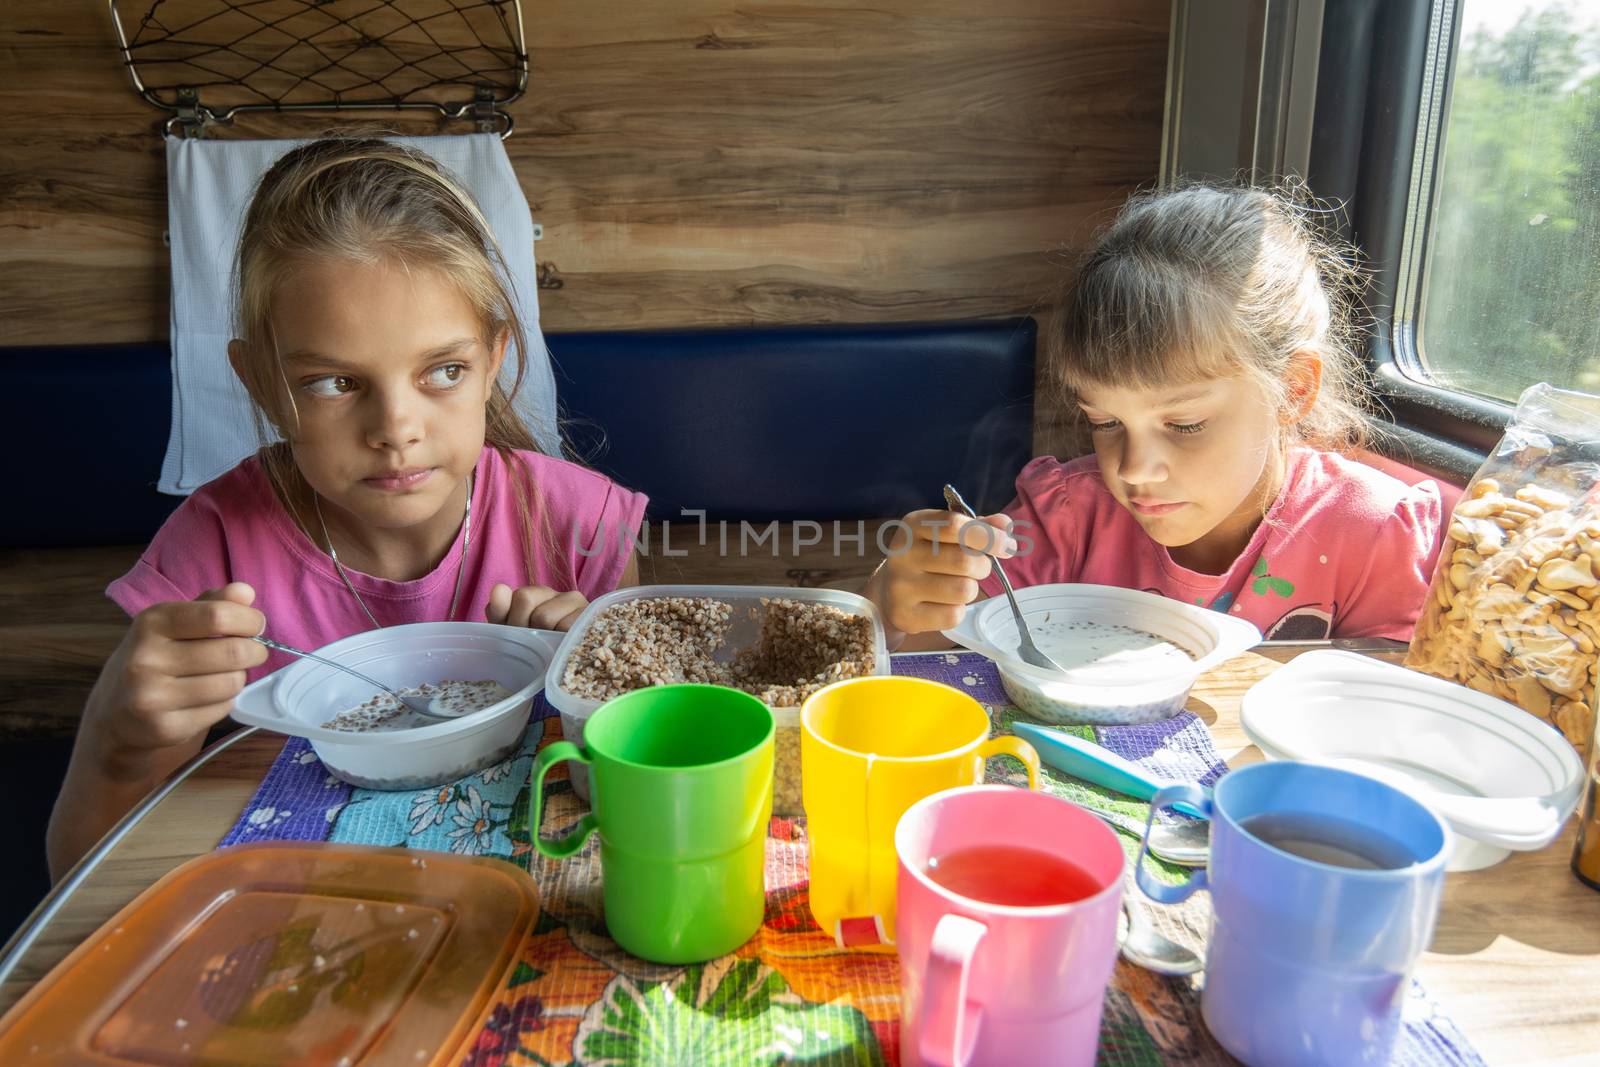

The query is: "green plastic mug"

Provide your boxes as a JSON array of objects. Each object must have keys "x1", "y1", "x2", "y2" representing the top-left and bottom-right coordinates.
[{"x1": 530, "y1": 684, "x2": 775, "y2": 963}]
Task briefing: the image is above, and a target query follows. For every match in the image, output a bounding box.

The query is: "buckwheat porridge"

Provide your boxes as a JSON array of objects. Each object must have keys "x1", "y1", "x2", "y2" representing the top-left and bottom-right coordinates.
[
  {"x1": 561, "y1": 597, "x2": 876, "y2": 703},
  {"x1": 562, "y1": 596, "x2": 878, "y2": 814}
]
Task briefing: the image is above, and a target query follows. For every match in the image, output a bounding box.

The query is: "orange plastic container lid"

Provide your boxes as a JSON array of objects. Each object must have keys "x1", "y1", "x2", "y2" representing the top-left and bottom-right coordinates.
[{"x1": 0, "y1": 842, "x2": 539, "y2": 1066}]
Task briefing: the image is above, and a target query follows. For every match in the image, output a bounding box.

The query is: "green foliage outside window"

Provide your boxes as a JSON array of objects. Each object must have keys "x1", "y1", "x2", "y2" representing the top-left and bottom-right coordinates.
[{"x1": 1420, "y1": 3, "x2": 1600, "y2": 402}]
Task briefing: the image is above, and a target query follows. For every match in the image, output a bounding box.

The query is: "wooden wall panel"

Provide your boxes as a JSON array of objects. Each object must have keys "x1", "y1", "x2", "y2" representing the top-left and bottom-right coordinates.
[{"x1": 0, "y1": 0, "x2": 1169, "y2": 345}]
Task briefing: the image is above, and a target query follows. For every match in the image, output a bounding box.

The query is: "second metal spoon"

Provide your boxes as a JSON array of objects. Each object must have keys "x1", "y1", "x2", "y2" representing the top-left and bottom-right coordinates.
[
  {"x1": 1080, "y1": 804, "x2": 1210, "y2": 867},
  {"x1": 1120, "y1": 900, "x2": 1203, "y2": 976}
]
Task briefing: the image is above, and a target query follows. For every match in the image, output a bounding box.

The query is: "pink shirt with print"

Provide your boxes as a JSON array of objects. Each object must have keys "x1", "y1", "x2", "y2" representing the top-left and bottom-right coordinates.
[
  {"x1": 109, "y1": 446, "x2": 648, "y2": 680},
  {"x1": 978, "y1": 448, "x2": 1446, "y2": 641}
]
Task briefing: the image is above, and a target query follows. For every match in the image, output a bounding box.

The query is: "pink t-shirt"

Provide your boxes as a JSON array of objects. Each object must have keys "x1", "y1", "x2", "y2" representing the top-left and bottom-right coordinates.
[
  {"x1": 109, "y1": 446, "x2": 648, "y2": 680},
  {"x1": 978, "y1": 448, "x2": 1445, "y2": 641}
]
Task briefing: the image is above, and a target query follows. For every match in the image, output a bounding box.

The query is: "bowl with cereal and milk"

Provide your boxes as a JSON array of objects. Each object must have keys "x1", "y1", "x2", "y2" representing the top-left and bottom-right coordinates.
[
  {"x1": 231, "y1": 623, "x2": 561, "y2": 790},
  {"x1": 944, "y1": 584, "x2": 1262, "y2": 725}
]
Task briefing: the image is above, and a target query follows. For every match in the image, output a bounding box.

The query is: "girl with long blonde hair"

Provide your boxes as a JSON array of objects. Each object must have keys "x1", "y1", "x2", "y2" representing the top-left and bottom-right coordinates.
[{"x1": 49, "y1": 137, "x2": 644, "y2": 877}]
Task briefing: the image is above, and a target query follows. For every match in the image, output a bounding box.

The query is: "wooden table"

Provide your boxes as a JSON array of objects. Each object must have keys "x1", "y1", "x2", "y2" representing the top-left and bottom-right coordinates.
[{"x1": 3, "y1": 646, "x2": 1597, "y2": 1064}]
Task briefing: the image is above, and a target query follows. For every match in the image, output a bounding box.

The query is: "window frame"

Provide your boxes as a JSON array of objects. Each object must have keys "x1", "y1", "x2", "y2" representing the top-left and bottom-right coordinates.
[{"x1": 1312, "y1": 0, "x2": 1521, "y2": 481}]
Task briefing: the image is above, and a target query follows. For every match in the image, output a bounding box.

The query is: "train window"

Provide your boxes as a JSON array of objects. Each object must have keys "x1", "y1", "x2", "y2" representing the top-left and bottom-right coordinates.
[{"x1": 1398, "y1": 0, "x2": 1600, "y2": 404}]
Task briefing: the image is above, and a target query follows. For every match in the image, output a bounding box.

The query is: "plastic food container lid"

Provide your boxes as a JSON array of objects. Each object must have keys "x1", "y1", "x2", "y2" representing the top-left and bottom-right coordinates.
[
  {"x1": 1241, "y1": 650, "x2": 1585, "y2": 853},
  {"x1": 543, "y1": 584, "x2": 891, "y2": 728},
  {"x1": 0, "y1": 842, "x2": 539, "y2": 1066}
]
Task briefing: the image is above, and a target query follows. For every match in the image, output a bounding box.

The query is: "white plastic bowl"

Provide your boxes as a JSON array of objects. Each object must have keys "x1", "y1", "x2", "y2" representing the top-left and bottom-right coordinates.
[
  {"x1": 232, "y1": 623, "x2": 560, "y2": 790},
  {"x1": 543, "y1": 584, "x2": 890, "y2": 812},
  {"x1": 1240, "y1": 650, "x2": 1586, "y2": 871},
  {"x1": 943, "y1": 584, "x2": 1262, "y2": 725}
]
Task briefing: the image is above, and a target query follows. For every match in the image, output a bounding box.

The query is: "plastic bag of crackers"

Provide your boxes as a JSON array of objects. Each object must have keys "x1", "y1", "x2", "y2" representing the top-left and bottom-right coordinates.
[{"x1": 1405, "y1": 384, "x2": 1600, "y2": 751}]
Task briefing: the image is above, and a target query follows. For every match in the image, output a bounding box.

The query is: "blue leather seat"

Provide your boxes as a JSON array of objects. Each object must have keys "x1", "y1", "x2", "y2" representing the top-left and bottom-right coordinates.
[
  {"x1": 3, "y1": 342, "x2": 181, "y2": 546},
  {"x1": 3, "y1": 318, "x2": 1035, "y2": 545},
  {"x1": 551, "y1": 318, "x2": 1036, "y2": 520}
]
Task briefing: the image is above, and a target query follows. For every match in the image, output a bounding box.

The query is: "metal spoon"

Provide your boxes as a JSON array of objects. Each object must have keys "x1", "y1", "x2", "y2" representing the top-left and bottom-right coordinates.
[
  {"x1": 251, "y1": 635, "x2": 460, "y2": 722},
  {"x1": 1119, "y1": 900, "x2": 1203, "y2": 976},
  {"x1": 941, "y1": 484, "x2": 1069, "y2": 675},
  {"x1": 1080, "y1": 804, "x2": 1210, "y2": 867}
]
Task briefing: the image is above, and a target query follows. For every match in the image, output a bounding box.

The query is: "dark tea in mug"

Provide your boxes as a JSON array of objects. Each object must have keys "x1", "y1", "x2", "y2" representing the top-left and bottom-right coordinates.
[{"x1": 1238, "y1": 811, "x2": 1415, "y2": 871}]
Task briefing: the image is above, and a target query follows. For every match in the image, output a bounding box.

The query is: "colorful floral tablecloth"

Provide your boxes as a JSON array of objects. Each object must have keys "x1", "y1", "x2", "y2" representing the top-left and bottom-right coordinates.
[{"x1": 220, "y1": 652, "x2": 1486, "y2": 1066}]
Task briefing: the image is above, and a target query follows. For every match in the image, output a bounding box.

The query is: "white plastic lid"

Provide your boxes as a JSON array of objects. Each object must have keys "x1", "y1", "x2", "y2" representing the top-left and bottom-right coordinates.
[{"x1": 1241, "y1": 650, "x2": 1585, "y2": 851}]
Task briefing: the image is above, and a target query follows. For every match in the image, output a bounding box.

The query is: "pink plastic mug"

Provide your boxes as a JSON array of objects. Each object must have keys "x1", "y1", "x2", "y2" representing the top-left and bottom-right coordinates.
[{"x1": 895, "y1": 786, "x2": 1126, "y2": 1067}]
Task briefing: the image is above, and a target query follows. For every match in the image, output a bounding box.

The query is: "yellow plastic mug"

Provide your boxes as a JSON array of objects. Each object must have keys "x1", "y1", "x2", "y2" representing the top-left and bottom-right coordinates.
[{"x1": 801, "y1": 676, "x2": 1040, "y2": 950}]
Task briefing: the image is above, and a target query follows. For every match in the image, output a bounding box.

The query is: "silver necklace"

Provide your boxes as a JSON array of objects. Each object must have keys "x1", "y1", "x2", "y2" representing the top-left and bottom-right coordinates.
[{"x1": 313, "y1": 468, "x2": 474, "y2": 629}]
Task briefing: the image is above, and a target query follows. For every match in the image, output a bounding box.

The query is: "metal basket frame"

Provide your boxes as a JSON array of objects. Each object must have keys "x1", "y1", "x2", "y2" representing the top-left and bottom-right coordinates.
[{"x1": 107, "y1": 0, "x2": 527, "y2": 137}]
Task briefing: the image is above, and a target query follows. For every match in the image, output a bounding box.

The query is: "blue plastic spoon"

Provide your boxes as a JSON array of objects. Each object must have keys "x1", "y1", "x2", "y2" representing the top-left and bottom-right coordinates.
[{"x1": 1011, "y1": 720, "x2": 1210, "y2": 820}]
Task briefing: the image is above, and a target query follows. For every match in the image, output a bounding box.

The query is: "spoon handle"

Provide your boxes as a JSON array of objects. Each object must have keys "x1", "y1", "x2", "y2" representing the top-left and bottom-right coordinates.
[
  {"x1": 943, "y1": 482, "x2": 1024, "y2": 602},
  {"x1": 251, "y1": 635, "x2": 407, "y2": 704},
  {"x1": 941, "y1": 484, "x2": 1052, "y2": 668},
  {"x1": 1010, "y1": 721, "x2": 1209, "y2": 819}
]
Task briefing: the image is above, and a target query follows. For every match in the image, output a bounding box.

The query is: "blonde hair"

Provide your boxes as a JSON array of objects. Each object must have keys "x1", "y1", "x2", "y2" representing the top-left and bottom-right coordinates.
[
  {"x1": 1053, "y1": 181, "x2": 1371, "y2": 453},
  {"x1": 232, "y1": 134, "x2": 568, "y2": 587}
]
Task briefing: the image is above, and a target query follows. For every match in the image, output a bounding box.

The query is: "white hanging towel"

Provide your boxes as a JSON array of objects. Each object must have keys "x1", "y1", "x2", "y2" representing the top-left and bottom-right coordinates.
[{"x1": 160, "y1": 132, "x2": 559, "y2": 494}]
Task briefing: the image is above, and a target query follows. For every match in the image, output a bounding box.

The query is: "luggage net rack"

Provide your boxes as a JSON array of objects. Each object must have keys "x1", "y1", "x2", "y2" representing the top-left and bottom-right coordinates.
[{"x1": 108, "y1": 0, "x2": 527, "y2": 137}]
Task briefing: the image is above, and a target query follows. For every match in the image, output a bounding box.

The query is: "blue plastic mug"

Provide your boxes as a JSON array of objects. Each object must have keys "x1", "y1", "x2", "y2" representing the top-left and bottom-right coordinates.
[{"x1": 1136, "y1": 761, "x2": 1450, "y2": 1067}]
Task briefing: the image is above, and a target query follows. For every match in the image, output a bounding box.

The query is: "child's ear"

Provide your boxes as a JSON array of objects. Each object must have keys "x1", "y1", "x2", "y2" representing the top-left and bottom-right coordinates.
[
  {"x1": 486, "y1": 328, "x2": 509, "y2": 385},
  {"x1": 1281, "y1": 350, "x2": 1323, "y2": 424},
  {"x1": 227, "y1": 340, "x2": 263, "y2": 403},
  {"x1": 229, "y1": 339, "x2": 294, "y2": 434}
]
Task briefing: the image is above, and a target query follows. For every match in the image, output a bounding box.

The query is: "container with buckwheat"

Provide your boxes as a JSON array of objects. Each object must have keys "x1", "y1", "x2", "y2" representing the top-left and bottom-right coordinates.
[{"x1": 543, "y1": 585, "x2": 890, "y2": 813}]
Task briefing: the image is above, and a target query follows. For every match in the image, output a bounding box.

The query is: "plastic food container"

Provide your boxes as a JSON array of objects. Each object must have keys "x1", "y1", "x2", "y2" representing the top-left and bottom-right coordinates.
[
  {"x1": 1241, "y1": 650, "x2": 1586, "y2": 871},
  {"x1": 232, "y1": 622, "x2": 560, "y2": 790},
  {"x1": 544, "y1": 584, "x2": 890, "y2": 815},
  {"x1": 943, "y1": 583, "x2": 1261, "y2": 725},
  {"x1": 0, "y1": 841, "x2": 539, "y2": 1065}
]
